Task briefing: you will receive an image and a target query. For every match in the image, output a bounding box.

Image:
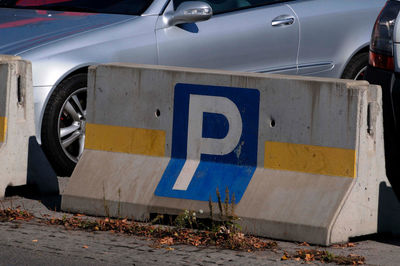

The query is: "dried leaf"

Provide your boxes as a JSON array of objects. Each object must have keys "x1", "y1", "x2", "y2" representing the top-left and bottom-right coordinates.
[{"x1": 159, "y1": 237, "x2": 174, "y2": 245}]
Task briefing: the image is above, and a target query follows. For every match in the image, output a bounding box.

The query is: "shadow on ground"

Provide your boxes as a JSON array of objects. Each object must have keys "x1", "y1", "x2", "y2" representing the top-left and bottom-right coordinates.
[
  {"x1": 5, "y1": 185, "x2": 62, "y2": 211},
  {"x1": 348, "y1": 182, "x2": 400, "y2": 246},
  {"x1": 4, "y1": 137, "x2": 62, "y2": 211}
]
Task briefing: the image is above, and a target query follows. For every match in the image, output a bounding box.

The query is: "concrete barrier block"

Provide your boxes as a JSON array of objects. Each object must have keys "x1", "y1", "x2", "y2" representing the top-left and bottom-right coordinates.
[
  {"x1": 0, "y1": 55, "x2": 21, "y2": 61},
  {"x1": 62, "y1": 64, "x2": 388, "y2": 245},
  {"x1": 0, "y1": 57, "x2": 35, "y2": 197}
]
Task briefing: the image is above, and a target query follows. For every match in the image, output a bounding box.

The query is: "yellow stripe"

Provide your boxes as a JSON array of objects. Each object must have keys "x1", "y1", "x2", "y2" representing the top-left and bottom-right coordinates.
[
  {"x1": 85, "y1": 123, "x2": 166, "y2": 157},
  {"x1": 0, "y1": 116, "x2": 6, "y2": 143},
  {"x1": 264, "y1": 141, "x2": 356, "y2": 178}
]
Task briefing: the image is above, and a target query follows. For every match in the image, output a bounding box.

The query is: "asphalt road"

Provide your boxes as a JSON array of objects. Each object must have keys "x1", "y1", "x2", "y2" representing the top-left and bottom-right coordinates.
[{"x1": 0, "y1": 177, "x2": 400, "y2": 266}]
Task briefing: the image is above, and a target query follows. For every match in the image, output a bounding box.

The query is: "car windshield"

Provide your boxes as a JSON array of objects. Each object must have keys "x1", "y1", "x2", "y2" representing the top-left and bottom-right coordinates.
[{"x1": 0, "y1": 0, "x2": 153, "y2": 15}]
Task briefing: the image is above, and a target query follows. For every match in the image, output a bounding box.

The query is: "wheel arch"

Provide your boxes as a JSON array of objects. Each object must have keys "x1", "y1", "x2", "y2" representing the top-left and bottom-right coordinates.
[{"x1": 340, "y1": 44, "x2": 370, "y2": 78}]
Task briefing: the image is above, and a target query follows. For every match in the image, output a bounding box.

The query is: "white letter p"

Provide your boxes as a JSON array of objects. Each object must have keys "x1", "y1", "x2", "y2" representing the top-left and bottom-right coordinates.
[{"x1": 172, "y1": 94, "x2": 242, "y2": 191}]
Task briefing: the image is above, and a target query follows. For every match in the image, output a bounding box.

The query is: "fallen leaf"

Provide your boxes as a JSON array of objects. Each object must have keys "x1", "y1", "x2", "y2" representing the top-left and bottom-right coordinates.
[
  {"x1": 82, "y1": 245, "x2": 89, "y2": 249},
  {"x1": 281, "y1": 255, "x2": 288, "y2": 260},
  {"x1": 165, "y1": 247, "x2": 174, "y2": 251},
  {"x1": 159, "y1": 237, "x2": 174, "y2": 245},
  {"x1": 253, "y1": 243, "x2": 262, "y2": 249},
  {"x1": 32, "y1": 240, "x2": 38, "y2": 243}
]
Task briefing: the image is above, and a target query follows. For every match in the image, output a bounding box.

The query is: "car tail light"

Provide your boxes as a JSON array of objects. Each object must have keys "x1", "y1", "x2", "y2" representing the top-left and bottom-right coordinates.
[{"x1": 369, "y1": 0, "x2": 400, "y2": 70}]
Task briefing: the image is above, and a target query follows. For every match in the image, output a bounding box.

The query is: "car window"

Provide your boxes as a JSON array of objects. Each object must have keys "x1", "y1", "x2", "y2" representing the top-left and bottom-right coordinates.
[
  {"x1": 0, "y1": 0, "x2": 154, "y2": 15},
  {"x1": 173, "y1": 0, "x2": 287, "y2": 15}
]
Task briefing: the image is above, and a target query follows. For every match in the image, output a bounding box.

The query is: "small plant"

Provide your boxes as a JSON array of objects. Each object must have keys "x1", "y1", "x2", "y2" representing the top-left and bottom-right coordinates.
[
  {"x1": 117, "y1": 188, "x2": 121, "y2": 219},
  {"x1": 150, "y1": 214, "x2": 164, "y2": 225},
  {"x1": 208, "y1": 195, "x2": 213, "y2": 220},
  {"x1": 175, "y1": 209, "x2": 198, "y2": 229},
  {"x1": 216, "y1": 188, "x2": 223, "y2": 220},
  {"x1": 210, "y1": 187, "x2": 241, "y2": 233},
  {"x1": 62, "y1": 214, "x2": 68, "y2": 223},
  {"x1": 102, "y1": 182, "x2": 110, "y2": 218},
  {"x1": 322, "y1": 251, "x2": 336, "y2": 262}
]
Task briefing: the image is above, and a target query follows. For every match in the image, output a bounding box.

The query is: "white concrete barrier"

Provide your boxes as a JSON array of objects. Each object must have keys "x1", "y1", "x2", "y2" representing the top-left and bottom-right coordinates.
[
  {"x1": 62, "y1": 63, "x2": 388, "y2": 245},
  {"x1": 0, "y1": 56, "x2": 35, "y2": 197}
]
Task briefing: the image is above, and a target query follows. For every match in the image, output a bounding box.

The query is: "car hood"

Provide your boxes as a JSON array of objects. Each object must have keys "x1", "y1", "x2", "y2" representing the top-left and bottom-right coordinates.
[{"x1": 0, "y1": 8, "x2": 135, "y2": 55}]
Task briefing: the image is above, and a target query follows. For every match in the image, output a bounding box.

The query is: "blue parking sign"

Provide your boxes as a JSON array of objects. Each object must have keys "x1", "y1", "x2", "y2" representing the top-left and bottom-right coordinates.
[{"x1": 155, "y1": 83, "x2": 259, "y2": 203}]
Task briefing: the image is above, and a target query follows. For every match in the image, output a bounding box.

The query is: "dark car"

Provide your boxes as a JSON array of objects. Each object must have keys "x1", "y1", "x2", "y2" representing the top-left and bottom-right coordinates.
[{"x1": 366, "y1": 0, "x2": 400, "y2": 199}]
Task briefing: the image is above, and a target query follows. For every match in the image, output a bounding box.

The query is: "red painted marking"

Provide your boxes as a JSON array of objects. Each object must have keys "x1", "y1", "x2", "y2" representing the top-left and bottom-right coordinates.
[
  {"x1": 16, "y1": 0, "x2": 72, "y2": 7},
  {"x1": 35, "y1": 10, "x2": 48, "y2": 15},
  {"x1": 0, "y1": 17, "x2": 55, "y2": 29}
]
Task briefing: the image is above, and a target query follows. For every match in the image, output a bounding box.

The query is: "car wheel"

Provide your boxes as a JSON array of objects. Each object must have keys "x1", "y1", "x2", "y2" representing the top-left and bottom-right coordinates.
[
  {"x1": 341, "y1": 52, "x2": 368, "y2": 80},
  {"x1": 41, "y1": 73, "x2": 87, "y2": 177}
]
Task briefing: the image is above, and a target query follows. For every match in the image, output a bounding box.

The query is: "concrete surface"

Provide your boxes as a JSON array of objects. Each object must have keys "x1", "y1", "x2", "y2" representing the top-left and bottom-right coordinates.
[
  {"x1": 63, "y1": 63, "x2": 388, "y2": 245},
  {"x1": 1, "y1": 177, "x2": 400, "y2": 265}
]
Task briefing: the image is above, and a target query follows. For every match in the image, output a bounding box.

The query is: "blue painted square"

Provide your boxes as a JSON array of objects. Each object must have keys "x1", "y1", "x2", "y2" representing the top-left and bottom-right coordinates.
[{"x1": 155, "y1": 83, "x2": 260, "y2": 203}]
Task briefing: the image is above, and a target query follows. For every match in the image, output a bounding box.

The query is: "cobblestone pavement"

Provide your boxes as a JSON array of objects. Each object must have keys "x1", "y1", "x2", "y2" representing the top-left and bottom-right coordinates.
[{"x1": 0, "y1": 178, "x2": 399, "y2": 265}]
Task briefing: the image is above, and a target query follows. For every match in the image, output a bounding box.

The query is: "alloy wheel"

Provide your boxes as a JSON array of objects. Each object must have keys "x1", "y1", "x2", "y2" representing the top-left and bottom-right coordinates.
[{"x1": 57, "y1": 87, "x2": 87, "y2": 163}]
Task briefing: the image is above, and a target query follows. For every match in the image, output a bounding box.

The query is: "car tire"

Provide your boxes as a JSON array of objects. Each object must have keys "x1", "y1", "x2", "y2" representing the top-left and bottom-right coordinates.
[
  {"x1": 341, "y1": 52, "x2": 369, "y2": 80},
  {"x1": 41, "y1": 73, "x2": 87, "y2": 177}
]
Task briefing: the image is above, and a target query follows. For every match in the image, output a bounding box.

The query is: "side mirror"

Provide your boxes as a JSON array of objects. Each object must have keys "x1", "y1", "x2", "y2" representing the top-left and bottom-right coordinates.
[{"x1": 165, "y1": 1, "x2": 213, "y2": 27}]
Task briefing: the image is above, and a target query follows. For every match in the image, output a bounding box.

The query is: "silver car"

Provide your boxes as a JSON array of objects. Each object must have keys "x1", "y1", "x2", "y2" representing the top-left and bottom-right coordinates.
[{"x1": 0, "y1": 0, "x2": 385, "y2": 176}]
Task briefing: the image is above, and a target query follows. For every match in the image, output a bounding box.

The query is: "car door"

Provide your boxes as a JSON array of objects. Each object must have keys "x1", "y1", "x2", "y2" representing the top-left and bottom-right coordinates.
[
  {"x1": 288, "y1": 0, "x2": 385, "y2": 78},
  {"x1": 155, "y1": 0, "x2": 299, "y2": 74}
]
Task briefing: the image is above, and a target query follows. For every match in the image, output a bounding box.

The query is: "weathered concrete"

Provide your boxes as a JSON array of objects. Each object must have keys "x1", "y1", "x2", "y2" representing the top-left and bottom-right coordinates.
[
  {"x1": 62, "y1": 63, "x2": 389, "y2": 245},
  {"x1": 0, "y1": 57, "x2": 35, "y2": 197},
  {"x1": 0, "y1": 55, "x2": 21, "y2": 60}
]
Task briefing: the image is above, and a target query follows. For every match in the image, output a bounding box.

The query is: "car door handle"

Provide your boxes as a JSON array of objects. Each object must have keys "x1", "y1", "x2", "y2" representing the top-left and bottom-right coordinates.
[{"x1": 272, "y1": 15, "x2": 295, "y2": 26}]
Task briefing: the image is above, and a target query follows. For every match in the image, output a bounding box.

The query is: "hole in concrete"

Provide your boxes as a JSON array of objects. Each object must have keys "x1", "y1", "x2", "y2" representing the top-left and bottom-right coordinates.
[
  {"x1": 155, "y1": 109, "x2": 161, "y2": 118},
  {"x1": 270, "y1": 119, "x2": 276, "y2": 128}
]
